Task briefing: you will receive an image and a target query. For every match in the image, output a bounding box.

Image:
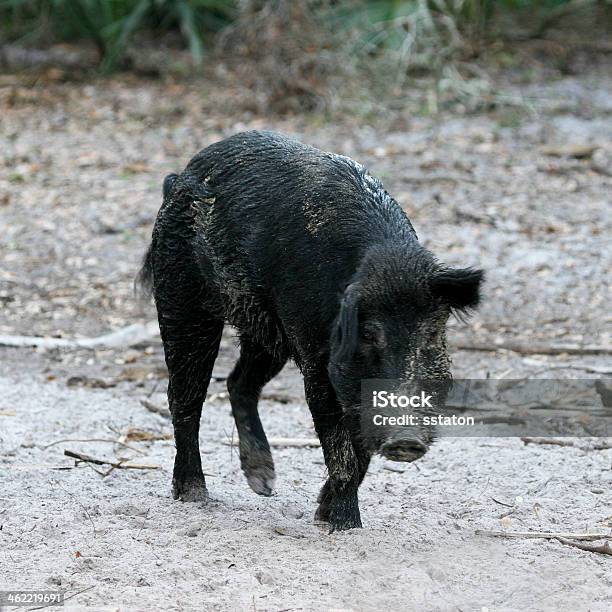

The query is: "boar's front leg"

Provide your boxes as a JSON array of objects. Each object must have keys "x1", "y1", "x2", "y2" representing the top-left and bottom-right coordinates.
[
  {"x1": 315, "y1": 443, "x2": 370, "y2": 526},
  {"x1": 227, "y1": 336, "x2": 287, "y2": 496},
  {"x1": 304, "y1": 366, "x2": 362, "y2": 532}
]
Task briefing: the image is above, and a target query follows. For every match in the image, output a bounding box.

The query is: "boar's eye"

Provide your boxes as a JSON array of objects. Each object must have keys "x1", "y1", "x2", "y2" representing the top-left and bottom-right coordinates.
[{"x1": 361, "y1": 321, "x2": 386, "y2": 349}]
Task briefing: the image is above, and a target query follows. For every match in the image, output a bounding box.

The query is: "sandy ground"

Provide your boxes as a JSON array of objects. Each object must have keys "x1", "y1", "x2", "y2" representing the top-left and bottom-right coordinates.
[
  {"x1": 1, "y1": 363, "x2": 611, "y2": 611},
  {"x1": 0, "y1": 55, "x2": 611, "y2": 610}
]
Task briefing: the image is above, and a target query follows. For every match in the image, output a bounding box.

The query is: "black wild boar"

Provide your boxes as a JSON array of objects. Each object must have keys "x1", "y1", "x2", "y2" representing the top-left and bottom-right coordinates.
[{"x1": 138, "y1": 130, "x2": 483, "y2": 532}]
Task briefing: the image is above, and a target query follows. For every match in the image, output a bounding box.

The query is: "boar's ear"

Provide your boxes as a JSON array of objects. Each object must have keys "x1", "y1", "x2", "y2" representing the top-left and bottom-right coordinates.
[
  {"x1": 331, "y1": 284, "x2": 359, "y2": 361},
  {"x1": 431, "y1": 267, "x2": 484, "y2": 315},
  {"x1": 163, "y1": 173, "x2": 178, "y2": 199}
]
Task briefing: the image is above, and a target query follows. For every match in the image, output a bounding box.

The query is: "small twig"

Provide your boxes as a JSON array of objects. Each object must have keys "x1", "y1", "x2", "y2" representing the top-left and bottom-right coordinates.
[
  {"x1": 28, "y1": 584, "x2": 96, "y2": 611},
  {"x1": 55, "y1": 481, "x2": 96, "y2": 536},
  {"x1": 86, "y1": 463, "x2": 114, "y2": 477},
  {"x1": 9, "y1": 463, "x2": 73, "y2": 471},
  {"x1": 539, "y1": 144, "x2": 598, "y2": 159},
  {"x1": 491, "y1": 496, "x2": 515, "y2": 508},
  {"x1": 520, "y1": 362, "x2": 612, "y2": 376},
  {"x1": 555, "y1": 537, "x2": 612, "y2": 556},
  {"x1": 521, "y1": 437, "x2": 577, "y2": 448},
  {"x1": 384, "y1": 464, "x2": 406, "y2": 473},
  {"x1": 63, "y1": 585, "x2": 96, "y2": 603},
  {"x1": 587, "y1": 440, "x2": 612, "y2": 451},
  {"x1": 500, "y1": 507, "x2": 517, "y2": 519},
  {"x1": 521, "y1": 437, "x2": 612, "y2": 450},
  {"x1": 64, "y1": 450, "x2": 108, "y2": 466},
  {"x1": 476, "y1": 530, "x2": 608, "y2": 541},
  {"x1": 221, "y1": 437, "x2": 320, "y2": 448},
  {"x1": 43, "y1": 438, "x2": 145, "y2": 454},
  {"x1": 402, "y1": 174, "x2": 475, "y2": 184},
  {"x1": 146, "y1": 378, "x2": 161, "y2": 398},
  {"x1": 140, "y1": 399, "x2": 171, "y2": 419},
  {"x1": 117, "y1": 427, "x2": 173, "y2": 444},
  {"x1": 63, "y1": 450, "x2": 159, "y2": 471},
  {"x1": 136, "y1": 508, "x2": 151, "y2": 541},
  {"x1": 453, "y1": 341, "x2": 612, "y2": 356},
  {"x1": 260, "y1": 392, "x2": 298, "y2": 404},
  {"x1": 0, "y1": 321, "x2": 159, "y2": 350}
]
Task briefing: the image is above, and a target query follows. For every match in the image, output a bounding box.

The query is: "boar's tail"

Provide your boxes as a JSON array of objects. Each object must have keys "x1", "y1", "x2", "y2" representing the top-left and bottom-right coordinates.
[
  {"x1": 135, "y1": 173, "x2": 179, "y2": 301},
  {"x1": 135, "y1": 243, "x2": 154, "y2": 301}
]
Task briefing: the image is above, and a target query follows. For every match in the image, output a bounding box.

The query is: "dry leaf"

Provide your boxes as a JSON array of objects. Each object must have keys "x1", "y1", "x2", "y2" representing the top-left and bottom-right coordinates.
[{"x1": 124, "y1": 427, "x2": 172, "y2": 442}]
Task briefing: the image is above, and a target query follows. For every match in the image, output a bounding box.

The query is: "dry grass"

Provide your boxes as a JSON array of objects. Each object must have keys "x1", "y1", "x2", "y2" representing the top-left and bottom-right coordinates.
[{"x1": 216, "y1": 0, "x2": 355, "y2": 113}]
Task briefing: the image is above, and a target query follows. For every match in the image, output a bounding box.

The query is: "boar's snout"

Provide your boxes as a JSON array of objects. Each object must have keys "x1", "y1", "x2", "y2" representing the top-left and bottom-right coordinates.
[{"x1": 379, "y1": 437, "x2": 428, "y2": 462}]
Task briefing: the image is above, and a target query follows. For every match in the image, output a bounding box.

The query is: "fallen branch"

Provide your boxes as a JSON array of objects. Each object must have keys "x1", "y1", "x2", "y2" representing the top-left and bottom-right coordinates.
[
  {"x1": 0, "y1": 44, "x2": 97, "y2": 71},
  {"x1": 452, "y1": 341, "x2": 612, "y2": 356},
  {"x1": 521, "y1": 437, "x2": 577, "y2": 448},
  {"x1": 522, "y1": 437, "x2": 612, "y2": 450},
  {"x1": 521, "y1": 363, "x2": 612, "y2": 375},
  {"x1": 0, "y1": 321, "x2": 159, "y2": 350},
  {"x1": 222, "y1": 437, "x2": 321, "y2": 448},
  {"x1": 43, "y1": 437, "x2": 145, "y2": 454},
  {"x1": 539, "y1": 144, "x2": 598, "y2": 159},
  {"x1": 0, "y1": 409, "x2": 16, "y2": 416},
  {"x1": 555, "y1": 537, "x2": 612, "y2": 556},
  {"x1": 476, "y1": 530, "x2": 608, "y2": 541},
  {"x1": 64, "y1": 449, "x2": 159, "y2": 471},
  {"x1": 140, "y1": 399, "x2": 171, "y2": 419}
]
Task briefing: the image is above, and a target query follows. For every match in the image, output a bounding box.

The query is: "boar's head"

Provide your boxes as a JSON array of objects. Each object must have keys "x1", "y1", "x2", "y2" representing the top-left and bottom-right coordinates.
[{"x1": 328, "y1": 244, "x2": 483, "y2": 461}]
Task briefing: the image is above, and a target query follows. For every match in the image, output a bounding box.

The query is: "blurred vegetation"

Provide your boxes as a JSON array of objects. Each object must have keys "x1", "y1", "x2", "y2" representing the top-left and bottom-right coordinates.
[
  {"x1": 0, "y1": 0, "x2": 609, "y2": 111},
  {"x1": 0, "y1": 0, "x2": 236, "y2": 71}
]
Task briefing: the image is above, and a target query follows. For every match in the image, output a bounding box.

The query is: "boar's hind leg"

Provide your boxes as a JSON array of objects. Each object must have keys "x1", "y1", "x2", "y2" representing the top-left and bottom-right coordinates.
[
  {"x1": 304, "y1": 368, "x2": 362, "y2": 532},
  {"x1": 227, "y1": 336, "x2": 287, "y2": 496},
  {"x1": 157, "y1": 290, "x2": 223, "y2": 502}
]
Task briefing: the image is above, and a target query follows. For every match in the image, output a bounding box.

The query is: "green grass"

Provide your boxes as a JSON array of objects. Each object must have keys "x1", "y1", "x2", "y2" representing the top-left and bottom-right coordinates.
[
  {"x1": 0, "y1": 0, "x2": 236, "y2": 70},
  {"x1": 0, "y1": 0, "x2": 596, "y2": 73}
]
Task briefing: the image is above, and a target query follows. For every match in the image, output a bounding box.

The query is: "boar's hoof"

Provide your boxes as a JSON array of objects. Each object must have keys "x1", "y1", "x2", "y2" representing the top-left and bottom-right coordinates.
[
  {"x1": 314, "y1": 480, "x2": 334, "y2": 523},
  {"x1": 317, "y1": 493, "x2": 362, "y2": 532},
  {"x1": 172, "y1": 476, "x2": 209, "y2": 503},
  {"x1": 328, "y1": 512, "x2": 362, "y2": 533},
  {"x1": 380, "y1": 438, "x2": 428, "y2": 463},
  {"x1": 314, "y1": 500, "x2": 331, "y2": 524},
  {"x1": 244, "y1": 462, "x2": 276, "y2": 497}
]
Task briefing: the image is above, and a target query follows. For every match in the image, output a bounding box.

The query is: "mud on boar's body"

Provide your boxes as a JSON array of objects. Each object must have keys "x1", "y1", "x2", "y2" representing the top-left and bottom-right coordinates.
[{"x1": 139, "y1": 130, "x2": 483, "y2": 532}]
